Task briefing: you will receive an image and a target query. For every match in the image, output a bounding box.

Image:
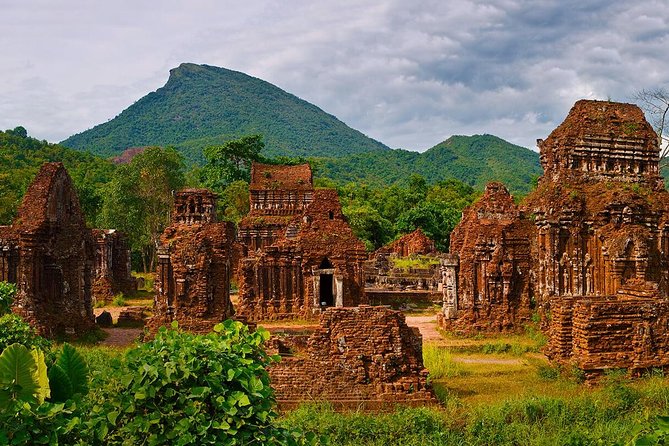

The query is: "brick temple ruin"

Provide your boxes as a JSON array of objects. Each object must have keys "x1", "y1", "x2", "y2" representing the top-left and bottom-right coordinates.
[
  {"x1": 440, "y1": 99, "x2": 669, "y2": 377},
  {"x1": 439, "y1": 182, "x2": 534, "y2": 331},
  {"x1": 0, "y1": 163, "x2": 131, "y2": 337},
  {"x1": 269, "y1": 306, "x2": 435, "y2": 410},
  {"x1": 237, "y1": 184, "x2": 368, "y2": 320},
  {"x1": 92, "y1": 229, "x2": 136, "y2": 304},
  {"x1": 234, "y1": 163, "x2": 367, "y2": 321},
  {"x1": 148, "y1": 189, "x2": 236, "y2": 333},
  {"x1": 365, "y1": 229, "x2": 442, "y2": 306}
]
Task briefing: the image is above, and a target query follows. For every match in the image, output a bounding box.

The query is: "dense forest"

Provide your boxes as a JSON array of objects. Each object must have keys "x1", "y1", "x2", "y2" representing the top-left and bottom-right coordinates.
[
  {"x1": 0, "y1": 129, "x2": 491, "y2": 270},
  {"x1": 319, "y1": 134, "x2": 541, "y2": 194}
]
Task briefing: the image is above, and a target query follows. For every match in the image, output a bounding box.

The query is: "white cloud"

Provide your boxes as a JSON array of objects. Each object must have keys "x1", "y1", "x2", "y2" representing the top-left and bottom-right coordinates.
[{"x1": 0, "y1": 0, "x2": 668, "y2": 151}]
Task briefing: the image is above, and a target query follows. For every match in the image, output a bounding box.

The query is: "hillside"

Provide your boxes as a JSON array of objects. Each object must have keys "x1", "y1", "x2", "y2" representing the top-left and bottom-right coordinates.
[
  {"x1": 61, "y1": 63, "x2": 389, "y2": 160},
  {"x1": 317, "y1": 134, "x2": 542, "y2": 195}
]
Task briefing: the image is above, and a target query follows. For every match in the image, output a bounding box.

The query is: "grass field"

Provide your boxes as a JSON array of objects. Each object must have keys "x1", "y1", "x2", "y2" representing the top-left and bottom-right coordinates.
[{"x1": 278, "y1": 320, "x2": 669, "y2": 445}]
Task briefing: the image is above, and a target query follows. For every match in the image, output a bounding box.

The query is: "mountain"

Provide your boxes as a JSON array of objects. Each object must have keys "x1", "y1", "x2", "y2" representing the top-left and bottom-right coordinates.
[
  {"x1": 317, "y1": 134, "x2": 542, "y2": 195},
  {"x1": 61, "y1": 63, "x2": 389, "y2": 160}
]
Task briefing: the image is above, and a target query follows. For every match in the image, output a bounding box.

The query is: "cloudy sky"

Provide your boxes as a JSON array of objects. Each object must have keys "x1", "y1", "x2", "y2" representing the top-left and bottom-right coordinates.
[{"x1": 1, "y1": 0, "x2": 668, "y2": 151}]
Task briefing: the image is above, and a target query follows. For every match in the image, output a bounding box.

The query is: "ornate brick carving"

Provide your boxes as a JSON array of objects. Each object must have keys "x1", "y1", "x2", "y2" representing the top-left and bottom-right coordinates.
[
  {"x1": 441, "y1": 100, "x2": 669, "y2": 376},
  {"x1": 440, "y1": 182, "x2": 533, "y2": 332},
  {"x1": 238, "y1": 163, "x2": 314, "y2": 253},
  {"x1": 148, "y1": 189, "x2": 236, "y2": 333},
  {"x1": 237, "y1": 188, "x2": 367, "y2": 321}
]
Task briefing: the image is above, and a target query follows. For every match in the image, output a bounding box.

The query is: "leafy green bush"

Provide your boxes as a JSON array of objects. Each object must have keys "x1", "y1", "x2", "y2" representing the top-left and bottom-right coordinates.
[
  {"x1": 87, "y1": 320, "x2": 313, "y2": 445},
  {"x1": 111, "y1": 293, "x2": 127, "y2": 306},
  {"x1": 0, "y1": 282, "x2": 16, "y2": 315},
  {"x1": 0, "y1": 343, "x2": 49, "y2": 405},
  {"x1": 0, "y1": 314, "x2": 51, "y2": 352},
  {"x1": 0, "y1": 343, "x2": 85, "y2": 445},
  {"x1": 47, "y1": 343, "x2": 89, "y2": 403}
]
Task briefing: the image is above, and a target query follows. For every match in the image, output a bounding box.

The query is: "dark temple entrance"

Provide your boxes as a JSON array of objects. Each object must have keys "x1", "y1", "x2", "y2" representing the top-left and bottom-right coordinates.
[{"x1": 319, "y1": 258, "x2": 334, "y2": 307}]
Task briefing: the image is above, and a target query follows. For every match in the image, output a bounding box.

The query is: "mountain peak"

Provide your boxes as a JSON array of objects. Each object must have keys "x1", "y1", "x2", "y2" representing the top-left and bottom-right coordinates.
[{"x1": 62, "y1": 63, "x2": 389, "y2": 160}]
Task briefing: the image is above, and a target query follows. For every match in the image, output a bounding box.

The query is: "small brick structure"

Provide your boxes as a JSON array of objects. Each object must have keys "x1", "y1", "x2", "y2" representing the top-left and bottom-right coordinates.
[
  {"x1": 148, "y1": 189, "x2": 236, "y2": 333},
  {"x1": 0, "y1": 163, "x2": 95, "y2": 337},
  {"x1": 375, "y1": 229, "x2": 437, "y2": 257},
  {"x1": 547, "y1": 281, "x2": 669, "y2": 379},
  {"x1": 365, "y1": 229, "x2": 441, "y2": 306},
  {"x1": 269, "y1": 306, "x2": 436, "y2": 410},
  {"x1": 91, "y1": 229, "x2": 136, "y2": 305},
  {"x1": 237, "y1": 189, "x2": 368, "y2": 321}
]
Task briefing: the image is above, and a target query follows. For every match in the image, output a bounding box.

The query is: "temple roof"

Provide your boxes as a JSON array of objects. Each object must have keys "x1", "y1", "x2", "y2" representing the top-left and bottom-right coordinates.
[
  {"x1": 250, "y1": 162, "x2": 313, "y2": 191},
  {"x1": 15, "y1": 162, "x2": 85, "y2": 230}
]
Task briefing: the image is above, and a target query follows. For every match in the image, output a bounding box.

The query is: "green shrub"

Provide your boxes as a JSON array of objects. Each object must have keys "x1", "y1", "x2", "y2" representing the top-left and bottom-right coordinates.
[
  {"x1": 87, "y1": 320, "x2": 312, "y2": 445},
  {"x1": 47, "y1": 343, "x2": 89, "y2": 403},
  {"x1": 0, "y1": 343, "x2": 49, "y2": 405},
  {"x1": 0, "y1": 314, "x2": 51, "y2": 352},
  {"x1": 0, "y1": 282, "x2": 16, "y2": 315},
  {"x1": 0, "y1": 342, "x2": 90, "y2": 444},
  {"x1": 111, "y1": 293, "x2": 126, "y2": 306},
  {"x1": 0, "y1": 399, "x2": 82, "y2": 445}
]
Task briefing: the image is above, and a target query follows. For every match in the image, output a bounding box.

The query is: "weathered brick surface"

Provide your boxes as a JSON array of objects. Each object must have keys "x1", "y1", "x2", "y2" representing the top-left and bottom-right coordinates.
[
  {"x1": 1, "y1": 163, "x2": 95, "y2": 337},
  {"x1": 148, "y1": 189, "x2": 235, "y2": 334},
  {"x1": 238, "y1": 163, "x2": 314, "y2": 252},
  {"x1": 440, "y1": 182, "x2": 534, "y2": 332},
  {"x1": 237, "y1": 189, "x2": 367, "y2": 321},
  {"x1": 91, "y1": 229, "x2": 136, "y2": 305},
  {"x1": 376, "y1": 229, "x2": 437, "y2": 257},
  {"x1": 443, "y1": 100, "x2": 669, "y2": 375},
  {"x1": 269, "y1": 306, "x2": 436, "y2": 409},
  {"x1": 364, "y1": 251, "x2": 442, "y2": 306}
]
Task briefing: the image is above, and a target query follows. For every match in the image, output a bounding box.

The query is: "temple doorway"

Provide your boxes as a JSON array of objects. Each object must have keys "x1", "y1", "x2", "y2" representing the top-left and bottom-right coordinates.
[{"x1": 319, "y1": 258, "x2": 334, "y2": 307}]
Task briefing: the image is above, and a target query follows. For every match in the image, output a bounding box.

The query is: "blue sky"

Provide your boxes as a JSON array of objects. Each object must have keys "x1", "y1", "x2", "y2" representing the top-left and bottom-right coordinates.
[{"x1": 1, "y1": 0, "x2": 668, "y2": 151}]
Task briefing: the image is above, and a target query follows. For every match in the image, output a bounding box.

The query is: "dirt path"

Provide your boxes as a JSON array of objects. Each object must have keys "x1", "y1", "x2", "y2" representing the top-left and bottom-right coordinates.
[
  {"x1": 405, "y1": 314, "x2": 442, "y2": 341},
  {"x1": 455, "y1": 357, "x2": 524, "y2": 365},
  {"x1": 100, "y1": 328, "x2": 143, "y2": 347}
]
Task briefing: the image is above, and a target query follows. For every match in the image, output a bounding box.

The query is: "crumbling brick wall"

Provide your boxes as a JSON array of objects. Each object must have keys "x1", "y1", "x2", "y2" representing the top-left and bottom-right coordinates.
[
  {"x1": 269, "y1": 306, "x2": 435, "y2": 410},
  {"x1": 547, "y1": 283, "x2": 669, "y2": 379},
  {"x1": 237, "y1": 189, "x2": 367, "y2": 321},
  {"x1": 148, "y1": 189, "x2": 235, "y2": 334},
  {"x1": 2, "y1": 163, "x2": 95, "y2": 337},
  {"x1": 440, "y1": 100, "x2": 669, "y2": 352}
]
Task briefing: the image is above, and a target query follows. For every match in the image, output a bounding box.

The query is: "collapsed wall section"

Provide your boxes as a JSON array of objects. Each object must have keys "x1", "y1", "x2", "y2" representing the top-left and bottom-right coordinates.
[{"x1": 269, "y1": 306, "x2": 435, "y2": 410}]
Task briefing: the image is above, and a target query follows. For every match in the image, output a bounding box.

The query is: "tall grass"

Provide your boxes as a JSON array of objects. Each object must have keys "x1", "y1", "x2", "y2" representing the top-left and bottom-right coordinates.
[{"x1": 422, "y1": 344, "x2": 467, "y2": 379}]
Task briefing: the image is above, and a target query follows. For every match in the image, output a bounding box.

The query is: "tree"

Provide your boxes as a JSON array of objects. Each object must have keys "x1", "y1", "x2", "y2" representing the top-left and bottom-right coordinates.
[
  {"x1": 201, "y1": 135, "x2": 265, "y2": 193},
  {"x1": 633, "y1": 88, "x2": 669, "y2": 167},
  {"x1": 98, "y1": 147, "x2": 185, "y2": 272},
  {"x1": 395, "y1": 201, "x2": 461, "y2": 251},
  {"x1": 342, "y1": 204, "x2": 394, "y2": 251},
  {"x1": 220, "y1": 180, "x2": 250, "y2": 223}
]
